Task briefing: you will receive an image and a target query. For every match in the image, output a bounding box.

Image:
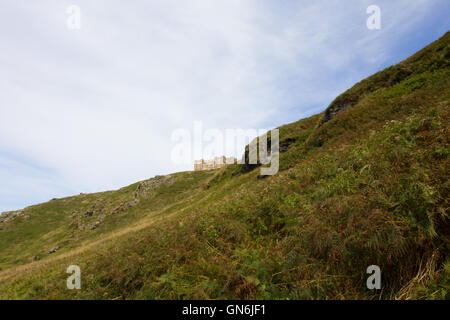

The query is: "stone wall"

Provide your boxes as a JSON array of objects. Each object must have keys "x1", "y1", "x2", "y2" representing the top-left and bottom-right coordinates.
[{"x1": 194, "y1": 156, "x2": 237, "y2": 171}]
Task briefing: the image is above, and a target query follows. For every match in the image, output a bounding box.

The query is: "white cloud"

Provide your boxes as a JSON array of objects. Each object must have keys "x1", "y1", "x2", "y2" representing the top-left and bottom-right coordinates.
[{"x1": 0, "y1": 0, "x2": 447, "y2": 212}]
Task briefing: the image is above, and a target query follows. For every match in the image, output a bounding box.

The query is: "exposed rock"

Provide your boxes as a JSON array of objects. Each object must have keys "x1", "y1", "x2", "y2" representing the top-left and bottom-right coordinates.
[
  {"x1": 0, "y1": 210, "x2": 25, "y2": 223},
  {"x1": 90, "y1": 221, "x2": 101, "y2": 230},
  {"x1": 82, "y1": 201, "x2": 107, "y2": 218},
  {"x1": 280, "y1": 138, "x2": 297, "y2": 153},
  {"x1": 128, "y1": 199, "x2": 139, "y2": 207},
  {"x1": 48, "y1": 246, "x2": 60, "y2": 254},
  {"x1": 317, "y1": 64, "x2": 413, "y2": 129},
  {"x1": 111, "y1": 199, "x2": 140, "y2": 215},
  {"x1": 319, "y1": 102, "x2": 354, "y2": 127},
  {"x1": 134, "y1": 175, "x2": 174, "y2": 199},
  {"x1": 111, "y1": 206, "x2": 120, "y2": 215},
  {"x1": 84, "y1": 210, "x2": 94, "y2": 217}
]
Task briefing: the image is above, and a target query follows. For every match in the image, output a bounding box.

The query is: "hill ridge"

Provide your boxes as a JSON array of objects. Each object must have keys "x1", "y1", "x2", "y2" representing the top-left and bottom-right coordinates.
[{"x1": 0, "y1": 31, "x2": 449, "y2": 300}]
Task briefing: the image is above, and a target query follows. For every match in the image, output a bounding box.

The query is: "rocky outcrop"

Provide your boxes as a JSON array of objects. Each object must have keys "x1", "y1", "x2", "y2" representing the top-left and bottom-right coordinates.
[
  {"x1": 80, "y1": 201, "x2": 107, "y2": 218},
  {"x1": 90, "y1": 221, "x2": 101, "y2": 230},
  {"x1": 319, "y1": 101, "x2": 354, "y2": 126},
  {"x1": 0, "y1": 210, "x2": 27, "y2": 223},
  {"x1": 48, "y1": 246, "x2": 59, "y2": 254},
  {"x1": 134, "y1": 175, "x2": 174, "y2": 199},
  {"x1": 317, "y1": 91, "x2": 358, "y2": 128},
  {"x1": 317, "y1": 64, "x2": 414, "y2": 128},
  {"x1": 111, "y1": 199, "x2": 140, "y2": 215},
  {"x1": 106, "y1": 175, "x2": 174, "y2": 216},
  {"x1": 84, "y1": 210, "x2": 94, "y2": 217}
]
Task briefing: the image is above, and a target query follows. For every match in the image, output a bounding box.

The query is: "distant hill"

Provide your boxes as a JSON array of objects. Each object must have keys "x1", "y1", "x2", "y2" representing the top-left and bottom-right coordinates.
[{"x1": 0, "y1": 31, "x2": 448, "y2": 300}]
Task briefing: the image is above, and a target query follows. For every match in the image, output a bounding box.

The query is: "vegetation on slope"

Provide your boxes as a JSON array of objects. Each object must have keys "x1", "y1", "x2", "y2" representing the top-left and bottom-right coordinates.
[{"x1": 0, "y1": 31, "x2": 449, "y2": 300}]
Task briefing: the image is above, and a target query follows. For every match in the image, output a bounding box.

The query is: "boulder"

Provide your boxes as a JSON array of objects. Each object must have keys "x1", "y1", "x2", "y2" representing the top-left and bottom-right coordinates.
[
  {"x1": 48, "y1": 246, "x2": 60, "y2": 254},
  {"x1": 84, "y1": 210, "x2": 94, "y2": 217},
  {"x1": 90, "y1": 221, "x2": 100, "y2": 230}
]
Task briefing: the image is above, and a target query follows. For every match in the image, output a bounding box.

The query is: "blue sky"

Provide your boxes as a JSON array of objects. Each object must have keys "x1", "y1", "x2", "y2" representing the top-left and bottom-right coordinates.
[{"x1": 1, "y1": 0, "x2": 449, "y2": 213}]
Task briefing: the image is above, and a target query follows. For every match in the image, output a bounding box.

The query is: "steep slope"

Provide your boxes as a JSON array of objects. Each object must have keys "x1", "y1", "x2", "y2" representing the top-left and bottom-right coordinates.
[
  {"x1": 0, "y1": 171, "x2": 216, "y2": 270},
  {"x1": 0, "y1": 31, "x2": 449, "y2": 300}
]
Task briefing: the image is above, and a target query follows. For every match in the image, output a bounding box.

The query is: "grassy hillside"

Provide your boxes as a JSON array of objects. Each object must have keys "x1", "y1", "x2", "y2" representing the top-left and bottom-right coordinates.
[{"x1": 0, "y1": 31, "x2": 449, "y2": 300}]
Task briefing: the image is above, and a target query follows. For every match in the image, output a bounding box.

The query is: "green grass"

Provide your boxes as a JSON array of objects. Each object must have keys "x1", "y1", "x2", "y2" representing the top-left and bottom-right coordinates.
[{"x1": 0, "y1": 31, "x2": 449, "y2": 300}]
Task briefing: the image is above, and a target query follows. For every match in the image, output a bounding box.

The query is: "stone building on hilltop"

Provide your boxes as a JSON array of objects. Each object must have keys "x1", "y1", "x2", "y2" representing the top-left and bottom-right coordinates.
[{"x1": 194, "y1": 156, "x2": 237, "y2": 171}]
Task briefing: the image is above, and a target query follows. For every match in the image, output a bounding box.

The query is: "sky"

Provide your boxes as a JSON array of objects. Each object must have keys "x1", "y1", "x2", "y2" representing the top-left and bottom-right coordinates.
[{"x1": 0, "y1": 0, "x2": 449, "y2": 213}]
